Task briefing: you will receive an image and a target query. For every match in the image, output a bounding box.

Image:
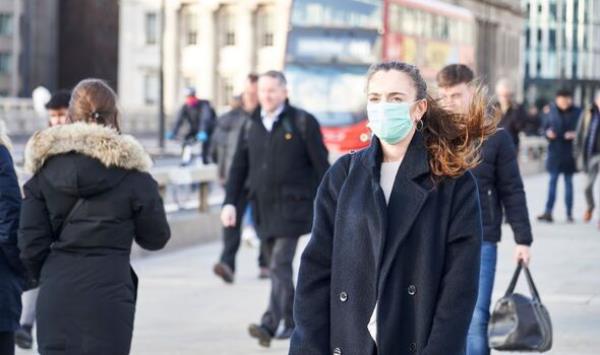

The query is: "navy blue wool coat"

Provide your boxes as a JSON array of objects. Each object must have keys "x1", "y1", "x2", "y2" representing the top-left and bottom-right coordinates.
[
  {"x1": 0, "y1": 141, "x2": 24, "y2": 332},
  {"x1": 290, "y1": 133, "x2": 482, "y2": 355},
  {"x1": 472, "y1": 129, "x2": 532, "y2": 245}
]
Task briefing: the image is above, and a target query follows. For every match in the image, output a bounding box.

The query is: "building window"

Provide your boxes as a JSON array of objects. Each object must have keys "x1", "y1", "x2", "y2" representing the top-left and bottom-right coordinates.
[
  {"x1": 256, "y1": 6, "x2": 275, "y2": 47},
  {"x1": 549, "y1": 3, "x2": 557, "y2": 21},
  {"x1": 144, "y1": 73, "x2": 159, "y2": 105},
  {"x1": 183, "y1": 8, "x2": 198, "y2": 46},
  {"x1": 0, "y1": 53, "x2": 11, "y2": 73},
  {"x1": 218, "y1": 6, "x2": 236, "y2": 47},
  {"x1": 145, "y1": 12, "x2": 158, "y2": 45},
  {"x1": 0, "y1": 14, "x2": 12, "y2": 36}
]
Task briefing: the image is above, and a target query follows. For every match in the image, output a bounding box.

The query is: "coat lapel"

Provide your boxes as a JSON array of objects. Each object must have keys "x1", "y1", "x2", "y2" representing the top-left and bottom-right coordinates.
[
  {"x1": 358, "y1": 139, "x2": 388, "y2": 275},
  {"x1": 376, "y1": 132, "x2": 432, "y2": 292}
]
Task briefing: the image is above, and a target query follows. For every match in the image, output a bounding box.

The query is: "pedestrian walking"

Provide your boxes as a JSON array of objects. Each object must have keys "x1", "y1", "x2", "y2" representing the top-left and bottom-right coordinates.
[
  {"x1": 437, "y1": 64, "x2": 533, "y2": 355},
  {"x1": 221, "y1": 70, "x2": 330, "y2": 347},
  {"x1": 167, "y1": 87, "x2": 217, "y2": 165},
  {"x1": 289, "y1": 61, "x2": 495, "y2": 355},
  {"x1": 15, "y1": 89, "x2": 72, "y2": 350},
  {"x1": 538, "y1": 88, "x2": 582, "y2": 223},
  {"x1": 211, "y1": 74, "x2": 269, "y2": 283},
  {"x1": 575, "y1": 90, "x2": 600, "y2": 225},
  {"x1": 495, "y1": 78, "x2": 528, "y2": 148},
  {"x1": 0, "y1": 120, "x2": 25, "y2": 355},
  {"x1": 18, "y1": 79, "x2": 170, "y2": 355}
]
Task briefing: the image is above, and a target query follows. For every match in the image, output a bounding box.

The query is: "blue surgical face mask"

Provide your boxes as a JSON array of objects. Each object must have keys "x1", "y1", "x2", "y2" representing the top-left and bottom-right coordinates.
[{"x1": 367, "y1": 102, "x2": 415, "y2": 144}]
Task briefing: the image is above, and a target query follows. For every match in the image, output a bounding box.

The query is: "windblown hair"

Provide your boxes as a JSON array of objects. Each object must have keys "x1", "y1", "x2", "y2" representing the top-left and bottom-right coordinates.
[
  {"x1": 68, "y1": 79, "x2": 121, "y2": 132},
  {"x1": 366, "y1": 61, "x2": 497, "y2": 178}
]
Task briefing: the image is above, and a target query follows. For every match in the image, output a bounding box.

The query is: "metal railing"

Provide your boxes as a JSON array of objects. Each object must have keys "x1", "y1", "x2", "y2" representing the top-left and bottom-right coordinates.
[{"x1": 0, "y1": 98, "x2": 45, "y2": 135}]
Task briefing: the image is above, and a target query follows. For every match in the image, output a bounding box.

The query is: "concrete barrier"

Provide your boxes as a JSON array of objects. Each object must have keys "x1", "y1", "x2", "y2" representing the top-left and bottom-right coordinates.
[
  {"x1": 152, "y1": 164, "x2": 219, "y2": 212},
  {"x1": 131, "y1": 209, "x2": 222, "y2": 259}
]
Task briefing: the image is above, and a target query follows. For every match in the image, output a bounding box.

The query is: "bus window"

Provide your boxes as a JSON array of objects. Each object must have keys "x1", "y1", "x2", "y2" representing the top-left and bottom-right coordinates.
[
  {"x1": 390, "y1": 4, "x2": 401, "y2": 33},
  {"x1": 422, "y1": 12, "x2": 433, "y2": 39}
]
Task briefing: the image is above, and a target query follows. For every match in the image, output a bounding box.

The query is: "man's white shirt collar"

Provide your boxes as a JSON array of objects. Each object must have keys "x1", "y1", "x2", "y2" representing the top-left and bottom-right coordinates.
[{"x1": 261, "y1": 104, "x2": 285, "y2": 132}]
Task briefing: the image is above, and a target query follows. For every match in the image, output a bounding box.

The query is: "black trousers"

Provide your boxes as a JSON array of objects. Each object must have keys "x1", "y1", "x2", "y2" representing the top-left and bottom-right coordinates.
[
  {"x1": 219, "y1": 192, "x2": 268, "y2": 271},
  {"x1": 0, "y1": 331, "x2": 15, "y2": 355},
  {"x1": 260, "y1": 236, "x2": 299, "y2": 334}
]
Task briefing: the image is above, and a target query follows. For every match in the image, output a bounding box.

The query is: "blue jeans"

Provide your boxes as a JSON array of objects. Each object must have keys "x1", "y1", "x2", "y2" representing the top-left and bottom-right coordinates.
[
  {"x1": 467, "y1": 242, "x2": 497, "y2": 355},
  {"x1": 545, "y1": 172, "x2": 573, "y2": 216}
]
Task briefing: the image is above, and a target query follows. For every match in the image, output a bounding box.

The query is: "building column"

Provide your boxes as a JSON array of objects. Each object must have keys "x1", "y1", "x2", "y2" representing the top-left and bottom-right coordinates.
[
  {"x1": 197, "y1": 0, "x2": 219, "y2": 103},
  {"x1": 236, "y1": 1, "x2": 256, "y2": 92},
  {"x1": 164, "y1": 0, "x2": 182, "y2": 114}
]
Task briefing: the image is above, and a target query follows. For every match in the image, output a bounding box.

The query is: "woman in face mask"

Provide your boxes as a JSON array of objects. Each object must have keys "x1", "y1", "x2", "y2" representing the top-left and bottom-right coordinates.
[{"x1": 289, "y1": 61, "x2": 496, "y2": 355}]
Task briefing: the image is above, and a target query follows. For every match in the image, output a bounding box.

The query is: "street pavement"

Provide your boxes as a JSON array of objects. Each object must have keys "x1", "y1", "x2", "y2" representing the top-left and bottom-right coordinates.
[{"x1": 16, "y1": 173, "x2": 600, "y2": 355}]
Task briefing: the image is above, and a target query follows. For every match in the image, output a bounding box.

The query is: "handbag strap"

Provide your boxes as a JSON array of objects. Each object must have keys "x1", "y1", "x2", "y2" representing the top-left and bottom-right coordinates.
[
  {"x1": 522, "y1": 263, "x2": 543, "y2": 302},
  {"x1": 504, "y1": 262, "x2": 522, "y2": 296},
  {"x1": 57, "y1": 198, "x2": 85, "y2": 238},
  {"x1": 504, "y1": 261, "x2": 542, "y2": 302}
]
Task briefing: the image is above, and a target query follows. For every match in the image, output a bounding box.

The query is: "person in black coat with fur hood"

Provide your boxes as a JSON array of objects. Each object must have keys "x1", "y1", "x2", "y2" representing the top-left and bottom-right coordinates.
[
  {"x1": 18, "y1": 79, "x2": 170, "y2": 355},
  {"x1": 0, "y1": 120, "x2": 25, "y2": 355},
  {"x1": 289, "y1": 62, "x2": 496, "y2": 355}
]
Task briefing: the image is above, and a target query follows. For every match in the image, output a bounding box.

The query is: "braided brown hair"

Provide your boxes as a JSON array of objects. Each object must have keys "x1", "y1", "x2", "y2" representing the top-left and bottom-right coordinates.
[{"x1": 68, "y1": 79, "x2": 121, "y2": 132}]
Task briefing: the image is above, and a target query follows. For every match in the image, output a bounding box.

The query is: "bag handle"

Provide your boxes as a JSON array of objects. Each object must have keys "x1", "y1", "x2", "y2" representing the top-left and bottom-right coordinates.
[{"x1": 504, "y1": 261, "x2": 542, "y2": 302}]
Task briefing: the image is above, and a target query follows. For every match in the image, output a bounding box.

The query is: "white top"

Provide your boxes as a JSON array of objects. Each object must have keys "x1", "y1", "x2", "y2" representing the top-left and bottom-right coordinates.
[
  {"x1": 380, "y1": 161, "x2": 401, "y2": 204},
  {"x1": 261, "y1": 104, "x2": 285, "y2": 132},
  {"x1": 368, "y1": 160, "x2": 402, "y2": 344}
]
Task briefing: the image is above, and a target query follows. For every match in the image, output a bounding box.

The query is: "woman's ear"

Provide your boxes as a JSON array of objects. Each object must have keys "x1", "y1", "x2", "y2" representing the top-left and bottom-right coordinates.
[{"x1": 412, "y1": 99, "x2": 428, "y2": 121}]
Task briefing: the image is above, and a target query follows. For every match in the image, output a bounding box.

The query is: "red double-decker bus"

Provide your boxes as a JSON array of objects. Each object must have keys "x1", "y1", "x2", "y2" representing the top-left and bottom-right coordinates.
[
  {"x1": 285, "y1": 0, "x2": 476, "y2": 154},
  {"x1": 284, "y1": 0, "x2": 381, "y2": 154},
  {"x1": 382, "y1": 0, "x2": 476, "y2": 80}
]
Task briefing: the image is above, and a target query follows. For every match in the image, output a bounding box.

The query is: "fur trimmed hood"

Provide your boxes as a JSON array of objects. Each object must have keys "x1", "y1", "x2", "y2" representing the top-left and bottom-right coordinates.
[
  {"x1": 0, "y1": 119, "x2": 12, "y2": 150},
  {"x1": 25, "y1": 122, "x2": 152, "y2": 174}
]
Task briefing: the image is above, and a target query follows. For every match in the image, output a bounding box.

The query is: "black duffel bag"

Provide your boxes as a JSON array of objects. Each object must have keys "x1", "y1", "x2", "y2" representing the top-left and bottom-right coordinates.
[{"x1": 488, "y1": 261, "x2": 553, "y2": 352}]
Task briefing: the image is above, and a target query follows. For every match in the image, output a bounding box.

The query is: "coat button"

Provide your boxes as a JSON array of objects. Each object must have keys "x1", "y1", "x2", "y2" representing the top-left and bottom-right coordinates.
[
  {"x1": 408, "y1": 285, "x2": 417, "y2": 296},
  {"x1": 409, "y1": 342, "x2": 417, "y2": 352},
  {"x1": 339, "y1": 292, "x2": 348, "y2": 302},
  {"x1": 333, "y1": 347, "x2": 342, "y2": 355}
]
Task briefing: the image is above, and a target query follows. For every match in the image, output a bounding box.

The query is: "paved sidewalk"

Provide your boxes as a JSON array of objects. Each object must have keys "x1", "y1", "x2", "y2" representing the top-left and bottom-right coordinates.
[{"x1": 16, "y1": 173, "x2": 600, "y2": 354}]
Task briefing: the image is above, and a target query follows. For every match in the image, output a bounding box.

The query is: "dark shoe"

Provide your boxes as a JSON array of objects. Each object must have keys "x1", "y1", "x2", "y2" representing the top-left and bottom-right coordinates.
[
  {"x1": 258, "y1": 267, "x2": 270, "y2": 280},
  {"x1": 584, "y1": 209, "x2": 593, "y2": 223},
  {"x1": 567, "y1": 215, "x2": 575, "y2": 223},
  {"x1": 15, "y1": 324, "x2": 33, "y2": 349},
  {"x1": 248, "y1": 324, "x2": 272, "y2": 348},
  {"x1": 537, "y1": 213, "x2": 554, "y2": 223},
  {"x1": 213, "y1": 263, "x2": 234, "y2": 284},
  {"x1": 275, "y1": 327, "x2": 294, "y2": 340}
]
